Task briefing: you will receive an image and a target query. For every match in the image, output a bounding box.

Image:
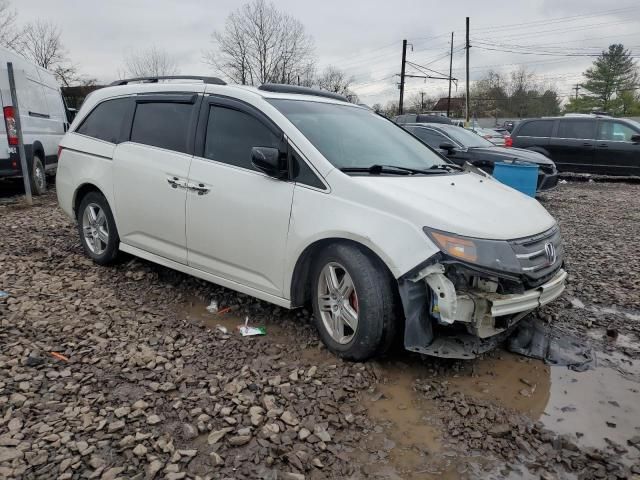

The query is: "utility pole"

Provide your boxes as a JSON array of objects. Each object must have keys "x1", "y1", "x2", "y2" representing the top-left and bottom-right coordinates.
[
  {"x1": 465, "y1": 17, "x2": 470, "y2": 125},
  {"x1": 573, "y1": 83, "x2": 580, "y2": 100},
  {"x1": 7, "y1": 62, "x2": 32, "y2": 206},
  {"x1": 420, "y1": 91, "x2": 425, "y2": 111},
  {"x1": 447, "y1": 31, "x2": 454, "y2": 117},
  {"x1": 399, "y1": 39, "x2": 407, "y2": 115}
]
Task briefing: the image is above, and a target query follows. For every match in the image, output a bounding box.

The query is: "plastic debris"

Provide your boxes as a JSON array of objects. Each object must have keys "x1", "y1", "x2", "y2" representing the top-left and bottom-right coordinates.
[
  {"x1": 216, "y1": 325, "x2": 228, "y2": 334},
  {"x1": 238, "y1": 316, "x2": 266, "y2": 337},
  {"x1": 559, "y1": 179, "x2": 568, "y2": 184},
  {"x1": 0, "y1": 290, "x2": 8, "y2": 299},
  {"x1": 50, "y1": 352, "x2": 69, "y2": 362},
  {"x1": 206, "y1": 300, "x2": 219, "y2": 314},
  {"x1": 217, "y1": 306, "x2": 232, "y2": 315}
]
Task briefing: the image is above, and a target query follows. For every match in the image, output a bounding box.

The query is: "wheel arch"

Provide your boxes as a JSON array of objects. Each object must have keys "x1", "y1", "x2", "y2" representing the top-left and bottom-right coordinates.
[
  {"x1": 73, "y1": 183, "x2": 106, "y2": 218},
  {"x1": 289, "y1": 237, "x2": 398, "y2": 308},
  {"x1": 31, "y1": 141, "x2": 45, "y2": 161}
]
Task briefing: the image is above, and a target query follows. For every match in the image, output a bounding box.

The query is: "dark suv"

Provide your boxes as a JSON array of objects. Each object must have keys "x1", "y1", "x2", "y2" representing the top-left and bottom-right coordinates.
[{"x1": 511, "y1": 115, "x2": 640, "y2": 176}]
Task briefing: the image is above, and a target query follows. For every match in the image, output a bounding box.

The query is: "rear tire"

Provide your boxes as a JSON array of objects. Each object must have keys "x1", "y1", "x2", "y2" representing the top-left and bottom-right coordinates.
[
  {"x1": 30, "y1": 156, "x2": 46, "y2": 196},
  {"x1": 77, "y1": 192, "x2": 120, "y2": 265},
  {"x1": 311, "y1": 243, "x2": 397, "y2": 361}
]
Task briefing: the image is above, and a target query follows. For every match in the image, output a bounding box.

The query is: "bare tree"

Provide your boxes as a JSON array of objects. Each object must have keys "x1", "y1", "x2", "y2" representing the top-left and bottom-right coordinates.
[
  {"x1": 205, "y1": 0, "x2": 315, "y2": 85},
  {"x1": 123, "y1": 46, "x2": 179, "y2": 78},
  {"x1": 317, "y1": 66, "x2": 354, "y2": 96},
  {"x1": 0, "y1": 0, "x2": 20, "y2": 50},
  {"x1": 18, "y1": 20, "x2": 81, "y2": 86}
]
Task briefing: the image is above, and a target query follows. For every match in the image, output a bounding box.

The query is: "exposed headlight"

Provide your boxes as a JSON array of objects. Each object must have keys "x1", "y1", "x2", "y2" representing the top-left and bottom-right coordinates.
[{"x1": 423, "y1": 227, "x2": 521, "y2": 273}]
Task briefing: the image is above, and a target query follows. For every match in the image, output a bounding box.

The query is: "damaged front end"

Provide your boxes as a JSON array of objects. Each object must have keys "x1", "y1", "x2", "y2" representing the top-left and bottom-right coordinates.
[{"x1": 399, "y1": 226, "x2": 567, "y2": 359}]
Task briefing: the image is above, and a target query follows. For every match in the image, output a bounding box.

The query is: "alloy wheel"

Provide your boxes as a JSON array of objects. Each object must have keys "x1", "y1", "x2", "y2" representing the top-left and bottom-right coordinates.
[
  {"x1": 82, "y1": 203, "x2": 109, "y2": 255},
  {"x1": 317, "y1": 262, "x2": 359, "y2": 344}
]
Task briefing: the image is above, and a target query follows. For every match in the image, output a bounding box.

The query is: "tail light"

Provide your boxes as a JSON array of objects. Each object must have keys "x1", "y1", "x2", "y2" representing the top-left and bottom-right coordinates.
[
  {"x1": 504, "y1": 136, "x2": 513, "y2": 147},
  {"x1": 58, "y1": 145, "x2": 64, "y2": 159},
  {"x1": 3, "y1": 106, "x2": 18, "y2": 145}
]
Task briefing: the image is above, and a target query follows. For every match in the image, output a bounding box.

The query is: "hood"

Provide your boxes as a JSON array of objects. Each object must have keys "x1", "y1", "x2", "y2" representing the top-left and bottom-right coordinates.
[
  {"x1": 468, "y1": 146, "x2": 554, "y2": 166},
  {"x1": 351, "y1": 171, "x2": 556, "y2": 240}
]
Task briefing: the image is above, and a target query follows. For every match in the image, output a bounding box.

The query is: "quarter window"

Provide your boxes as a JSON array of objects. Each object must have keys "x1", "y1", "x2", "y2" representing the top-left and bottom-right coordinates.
[
  {"x1": 557, "y1": 120, "x2": 596, "y2": 140},
  {"x1": 130, "y1": 102, "x2": 194, "y2": 154},
  {"x1": 597, "y1": 121, "x2": 638, "y2": 141},
  {"x1": 517, "y1": 120, "x2": 553, "y2": 137},
  {"x1": 408, "y1": 127, "x2": 448, "y2": 148},
  {"x1": 76, "y1": 98, "x2": 131, "y2": 143},
  {"x1": 204, "y1": 106, "x2": 281, "y2": 170}
]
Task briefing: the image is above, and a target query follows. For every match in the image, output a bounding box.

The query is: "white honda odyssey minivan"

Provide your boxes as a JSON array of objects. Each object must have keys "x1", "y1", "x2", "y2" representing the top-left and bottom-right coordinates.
[{"x1": 56, "y1": 76, "x2": 566, "y2": 360}]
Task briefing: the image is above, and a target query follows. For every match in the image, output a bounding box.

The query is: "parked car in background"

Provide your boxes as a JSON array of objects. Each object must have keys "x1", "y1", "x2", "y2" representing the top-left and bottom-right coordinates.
[
  {"x1": 467, "y1": 127, "x2": 508, "y2": 146},
  {"x1": 56, "y1": 77, "x2": 566, "y2": 361},
  {"x1": 394, "y1": 113, "x2": 452, "y2": 125},
  {"x1": 503, "y1": 120, "x2": 520, "y2": 133},
  {"x1": 1, "y1": 46, "x2": 69, "y2": 194},
  {"x1": 404, "y1": 122, "x2": 558, "y2": 191},
  {"x1": 510, "y1": 114, "x2": 640, "y2": 176}
]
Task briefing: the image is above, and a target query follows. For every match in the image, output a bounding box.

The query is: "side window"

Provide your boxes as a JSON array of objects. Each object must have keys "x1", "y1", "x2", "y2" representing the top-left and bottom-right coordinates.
[
  {"x1": 409, "y1": 127, "x2": 447, "y2": 148},
  {"x1": 517, "y1": 120, "x2": 553, "y2": 137},
  {"x1": 291, "y1": 151, "x2": 325, "y2": 190},
  {"x1": 557, "y1": 120, "x2": 596, "y2": 140},
  {"x1": 76, "y1": 98, "x2": 131, "y2": 143},
  {"x1": 598, "y1": 121, "x2": 637, "y2": 142},
  {"x1": 130, "y1": 102, "x2": 193, "y2": 154},
  {"x1": 204, "y1": 106, "x2": 281, "y2": 170}
]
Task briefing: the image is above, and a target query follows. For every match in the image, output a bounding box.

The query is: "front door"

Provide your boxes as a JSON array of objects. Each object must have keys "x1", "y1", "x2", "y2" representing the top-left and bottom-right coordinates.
[
  {"x1": 113, "y1": 94, "x2": 201, "y2": 264},
  {"x1": 595, "y1": 120, "x2": 640, "y2": 176},
  {"x1": 186, "y1": 97, "x2": 294, "y2": 297}
]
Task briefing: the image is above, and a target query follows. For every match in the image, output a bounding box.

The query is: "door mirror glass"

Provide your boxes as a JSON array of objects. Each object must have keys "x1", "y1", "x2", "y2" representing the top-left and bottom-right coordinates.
[
  {"x1": 439, "y1": 142, "x2": 456, "y2": 153},
  {"x1": 251, "y1": 147, "x2": 287, "y2": 179},
  {"x1": 631, "y1": 134, "x2": 640, "y2": 144}
]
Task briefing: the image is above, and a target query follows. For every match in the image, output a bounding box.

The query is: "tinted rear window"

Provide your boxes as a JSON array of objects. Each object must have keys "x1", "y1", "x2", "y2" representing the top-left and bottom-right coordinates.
[
  {"x1": 557, "y1": 119, "x2": 596, "y2": 140},
  {"x1": 517, "y1": 120, "x2": 553, "y2": 137},
  {"x1": 130, "y1": 102, "x2": 194, "y2": 154},
  {"x1": 76, "y1": 98, "x2": 131, "y2": 143}
]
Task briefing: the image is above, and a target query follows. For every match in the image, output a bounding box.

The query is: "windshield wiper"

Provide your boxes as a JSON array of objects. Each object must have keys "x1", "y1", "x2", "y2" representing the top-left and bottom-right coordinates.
[
  {"x1": 429, "y1": 163, "x2": 464, "y2": 172},
  {"x1": 340, "y1": 164, "x2": 446, "y2": 175}
]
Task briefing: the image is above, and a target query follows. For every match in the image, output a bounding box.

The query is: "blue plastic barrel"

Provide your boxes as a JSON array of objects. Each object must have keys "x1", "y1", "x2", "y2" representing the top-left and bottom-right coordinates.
[{"x1": 492, "y1": 162, "x2": 539, "y2": 197}]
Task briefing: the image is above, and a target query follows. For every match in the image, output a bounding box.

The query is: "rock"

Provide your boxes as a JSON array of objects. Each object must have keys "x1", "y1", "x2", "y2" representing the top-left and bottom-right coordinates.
[
  {"x1": 25, "y1": 450, "x2": 48, "y2": 466},
  {"x1": 313, "y1": 425, "x2": 331, "y2": 443},
  {"x1": 7, "y1": 418, "x2": 22, "y2": 432},
  {"x1": 281, "y1": 411, "x2": 299, "y2": 426},
  {"x1": 281, "y1": 473, "x2": 305, "y2": 480},
  {"x1": 166, "y1": 473, "x2": 186, "y2": 480},
  {"x1": 312, "y1": 457, "x2": 324, "y2": 468},
  {"x1": 108, "y1": 420, "x2": 125, "y2": 432},
  {"x1": 306, "y1": 366, "x2": 318, "y2": 377},
  {"x1": 210, "y1": 451, "x2": 224, "y2": 466},
  {"x1": 132, "y1": 400, "x2": 150, "y2": 410},
  {"x1": 182, "y1": 423, "x2": 198, "y2": 440},
  {"x1": 298, "y1": 428, "x2": 311, "y2": 440},
  {"x1": 133, "y1": 444, "x2": 148, "y2": 457},
  {"x1": 147, "y1": 414, "x2": 162, "y2": 425},
  {"x1": 9, "y1": 393, "x2": 27, "y2": 407},
  {"x1": 0, "y1": 447, "x2": 23, "y2": 463},
  {"x1": 228, "y1": 435, "x2": 251, "y2": 446},
  {"x1": 76, "y1": 440, "x2": 90, "y2": 453},
  {"x1": 489, "y1": 424, "x2": 511, "y2": 438},
  {"x1": 114, "y1": 406, "x2": 131, "y2": 418},
  {"x1": 207, "y1": 427, "x2": 234, "y2": 445},
  {"x1": 289, "y1": 371, "x2": 299, "y2": 382},
  {"x1": 147, "y1": 459, "x2": 163, "y2": 478},
  {"x1": 101, "y1": 467, "x2": 125, "y2": 480},
  {"x1": 88, "y1": 455, "x2": 105, "y2": 469},
  {"x1": 177, "y1": 449, "x2": 197, "y2": 458},
  {"x1": 263, "y1": 395, "x2": 277, "y2": 411}
]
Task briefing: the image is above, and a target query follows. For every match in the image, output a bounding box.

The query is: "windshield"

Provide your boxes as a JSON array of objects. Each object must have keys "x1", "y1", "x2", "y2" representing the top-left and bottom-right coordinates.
[
  {"x1": 439, "y1": 125, "x2": 495, "y2": 148},
  {"x1": 268, "y1": 99, "x2": 446, "y2": 170}
]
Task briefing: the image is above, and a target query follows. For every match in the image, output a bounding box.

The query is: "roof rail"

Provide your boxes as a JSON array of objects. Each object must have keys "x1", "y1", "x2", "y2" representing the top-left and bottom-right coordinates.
[
  {"x1": 110, "y1": 76, "x2": 226, "y2": 86},
  {"x1": 258, "y1": 83, "x2": 349, "y2": 102}
]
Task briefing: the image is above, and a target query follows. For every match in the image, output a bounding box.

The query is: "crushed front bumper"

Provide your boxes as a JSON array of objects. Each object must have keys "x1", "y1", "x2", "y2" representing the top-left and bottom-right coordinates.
[{"x1": 399, "y1": 263, "x2": 567, "y2": 358}]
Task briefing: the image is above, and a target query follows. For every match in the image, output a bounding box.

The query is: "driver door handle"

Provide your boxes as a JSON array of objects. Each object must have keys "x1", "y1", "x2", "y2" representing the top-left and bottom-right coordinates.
[
  {"x1": 188, "y1": 182, "x2": 210, "y2": 195},
  {"x1": 166, "y1": 176, "x2": 188, "y2": 189}
]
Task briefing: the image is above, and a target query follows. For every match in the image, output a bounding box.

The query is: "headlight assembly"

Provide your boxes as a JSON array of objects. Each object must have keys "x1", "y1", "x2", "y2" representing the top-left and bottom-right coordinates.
[{"x1": 423, "y1": 227, "x2": 521, "y2": 274}]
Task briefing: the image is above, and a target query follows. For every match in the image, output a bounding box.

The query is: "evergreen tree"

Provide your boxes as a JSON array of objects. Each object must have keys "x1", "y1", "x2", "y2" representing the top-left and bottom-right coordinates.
[{"x1": 582, "y1": 44, "x2": 638, "y2": 111}]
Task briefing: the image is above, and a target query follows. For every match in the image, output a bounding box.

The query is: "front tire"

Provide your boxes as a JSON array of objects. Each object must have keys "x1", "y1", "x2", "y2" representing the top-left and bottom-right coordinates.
[
  {"x1": 77, "y1": 192, "x2": 120, "y2": 265},
  {"x1": 30, "y1": 156, "x2": 46, "y2": 195},
  {"x1": 311, "y1": 243, "x2": 397, "y2": 361}
]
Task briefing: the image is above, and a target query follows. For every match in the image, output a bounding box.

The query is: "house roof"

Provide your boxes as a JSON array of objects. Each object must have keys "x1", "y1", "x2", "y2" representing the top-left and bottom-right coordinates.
[{"x1": 432, "y1": 97, "x2": 465, "y2": 111}]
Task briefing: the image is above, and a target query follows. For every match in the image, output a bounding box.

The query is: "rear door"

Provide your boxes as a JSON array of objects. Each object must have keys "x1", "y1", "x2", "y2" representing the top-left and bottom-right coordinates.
[
  {"x1": 112, "y1": 93, "x2": 201, "y2": 264},
  {"x1": 595, "y1": 119, "x2": 640, "y2": 176},
  {"x1": 186, "y1": 96, "x2": 294, "y2": 297},
  {"x1": 550, "y1": 119, "x2": 596, "y2": 172}
]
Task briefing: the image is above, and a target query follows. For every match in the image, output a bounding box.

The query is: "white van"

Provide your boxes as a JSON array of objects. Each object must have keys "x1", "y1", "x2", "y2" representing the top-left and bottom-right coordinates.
[
  {"x1": 1, "y1": 45, "x2": 68, "y2": 194},
  {"x1": 56, "y1": 77, "x2": 567, "y2": 361}
]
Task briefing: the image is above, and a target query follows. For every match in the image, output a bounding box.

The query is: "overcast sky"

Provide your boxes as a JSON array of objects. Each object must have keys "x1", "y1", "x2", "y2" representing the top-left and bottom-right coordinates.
[{"x1": 15, "y1": 0, "x2": 640, "y2": 106}]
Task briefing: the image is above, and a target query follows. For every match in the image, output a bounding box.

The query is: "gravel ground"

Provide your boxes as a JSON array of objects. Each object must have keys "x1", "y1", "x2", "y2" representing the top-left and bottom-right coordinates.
[{"x1": 1, "y1": 181, "x2": 639, "y2": 479}]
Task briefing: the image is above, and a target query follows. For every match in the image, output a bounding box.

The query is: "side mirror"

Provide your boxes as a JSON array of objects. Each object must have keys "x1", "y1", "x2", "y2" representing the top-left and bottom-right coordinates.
[
  {"x1": 251, "y1": 147, "x2": 288, "y2": 179},
  {"x1": 66, "y1": 108, "x2": 77, "y2": 123},
  {"x1": 631, "y1": 134, "x2": 640, "y2": 144},
  {"x1": 439, "y1": 143, "x2": 456, "y2": 154}
]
